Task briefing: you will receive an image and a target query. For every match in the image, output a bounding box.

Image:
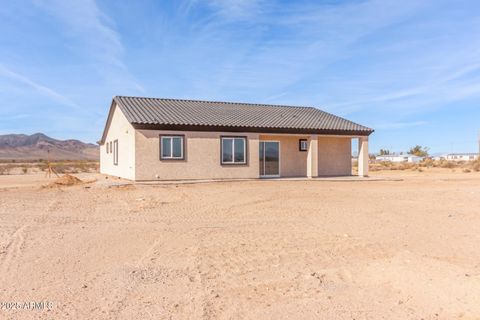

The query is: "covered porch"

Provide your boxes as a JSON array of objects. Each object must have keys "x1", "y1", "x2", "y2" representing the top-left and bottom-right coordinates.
[{"x1": 258, "y1": 134, "x2": 369, "y2": 178}]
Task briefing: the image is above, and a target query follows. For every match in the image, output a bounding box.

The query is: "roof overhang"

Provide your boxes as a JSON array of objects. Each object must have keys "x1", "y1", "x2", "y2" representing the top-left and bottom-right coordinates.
[
  {"x1": 132, "y1": 123, "x2": 373, "y2": 136},
  {"x1": 97, "y1": 99, "x2": 116, "y2": 145}
]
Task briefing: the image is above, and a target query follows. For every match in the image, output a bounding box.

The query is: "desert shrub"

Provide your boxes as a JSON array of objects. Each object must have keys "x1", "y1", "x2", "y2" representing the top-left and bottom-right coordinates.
[
  {"x1": 38, "y1": 163, "x2": 48, "y2": 172},
  {"x1": 48, "y1": 161, "x2": 99, "y2": 174},
  {"x1": 472, "y1": 161, "x2": 480, "y2": 172},
  {"x1": 422, "y1": 158, "x2": 434, "y2": 167},
  {"x1": 463, "y1": 168, "x2": 471, "y2": 173},
  {"x1": 440, "y1": 161, "x2": 455, "y2": 169},
  {"x1": 399, "y1": 163, "x2": 415, "y2": 170},
  {"x1": 21, "y1": 166, "x2": 28, "y2": 174}
]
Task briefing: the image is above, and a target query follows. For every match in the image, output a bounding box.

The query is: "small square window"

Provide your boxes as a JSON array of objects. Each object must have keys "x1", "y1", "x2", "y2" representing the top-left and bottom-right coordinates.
[
  {"x1": 299, "y1": 139, "x2": 308, "y2": 151},
  {"x1": 160, "y1": 135, "x2": 184, "y2": 160},
  {"x1": 221, "y1": 137, "x2": 247, "y2": 164}
]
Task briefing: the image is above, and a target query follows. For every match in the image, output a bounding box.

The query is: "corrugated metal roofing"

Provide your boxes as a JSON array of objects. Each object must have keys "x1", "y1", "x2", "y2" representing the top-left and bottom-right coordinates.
[{"x1": 112, "y1": 96, "x2": 373, "y2": 135}]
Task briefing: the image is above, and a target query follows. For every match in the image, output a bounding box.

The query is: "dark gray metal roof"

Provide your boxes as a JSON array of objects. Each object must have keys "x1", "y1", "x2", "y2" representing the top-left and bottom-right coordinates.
[{"x1": 100, "y1": 96, "x2": 373, "y2": 144}]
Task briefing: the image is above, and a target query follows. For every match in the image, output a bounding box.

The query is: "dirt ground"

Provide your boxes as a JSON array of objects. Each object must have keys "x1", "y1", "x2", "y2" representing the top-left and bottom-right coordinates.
[{"x1": 0, "y1": 169, "x2": 479, "y2": 319}]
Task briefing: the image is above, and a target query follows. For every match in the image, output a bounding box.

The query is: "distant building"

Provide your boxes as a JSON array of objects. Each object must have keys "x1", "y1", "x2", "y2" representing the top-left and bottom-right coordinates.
[
  {"x1": 376, "y1": 154, "x2": 424, "y2": 163},
  {"x1": 442, "y1": 153, "x2": 479, "y2": 161}
]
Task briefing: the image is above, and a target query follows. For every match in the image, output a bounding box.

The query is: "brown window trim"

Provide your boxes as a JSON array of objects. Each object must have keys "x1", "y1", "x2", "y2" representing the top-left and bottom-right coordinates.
[
  {"x1": 220, "y1": 136, "x2": 248, "y2": 166},
  {"x1": 160, "y1": 134, "x2": 185, "y2": 161},
  {"x1": 299, "y1": 139, "x2": 308, "y2": 152}
]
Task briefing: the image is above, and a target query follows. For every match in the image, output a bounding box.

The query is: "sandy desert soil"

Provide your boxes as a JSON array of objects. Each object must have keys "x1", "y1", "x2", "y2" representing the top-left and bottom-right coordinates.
[{"x1": 0, "y1": 169, "x2": 480, "y2": 319}]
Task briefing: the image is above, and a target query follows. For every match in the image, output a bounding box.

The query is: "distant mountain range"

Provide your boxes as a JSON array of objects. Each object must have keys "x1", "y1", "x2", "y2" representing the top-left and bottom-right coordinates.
[{"x1": 0, "y1": 133, "x2": 99, "y2": 161}]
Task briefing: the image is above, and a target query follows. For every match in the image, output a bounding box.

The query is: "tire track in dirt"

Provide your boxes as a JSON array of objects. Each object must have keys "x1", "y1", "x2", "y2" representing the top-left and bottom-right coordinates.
[
  {"x1": 0, "y1": 197, "x2": 60, "y2": 293},
  {"x1": 0, "y1": 224, "x2": 29, "y2": 288},
  {"x1": 106, "y1": 228, "x2": 195, "y2": 319}
]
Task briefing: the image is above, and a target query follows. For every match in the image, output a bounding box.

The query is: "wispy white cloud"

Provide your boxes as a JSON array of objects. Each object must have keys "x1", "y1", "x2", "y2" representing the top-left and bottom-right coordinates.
[
  {"x1": 170, "y1": 0, "x2": 480, "y2": 124},
  {"x1": 170, "y1": 0, "x2": 433, "y2": 103},
  {"x1": 375, "y1": 120, "x2": 428, "y2": 130},
  {"x1": 32, "y1": 0, "x2": 144, "y2": 93},
  {"x1": 327, "y1": 59, "x2": 480, "y2": 116},
  {"x1": 206, "y1": 0, "x2": 265, "y2": 20},
  {"x1": 2, "y1": 0, "x2": 479, "y2": 148},
  {"x1": 0, "y1": 64, "x2": 80, "y2": 110}
]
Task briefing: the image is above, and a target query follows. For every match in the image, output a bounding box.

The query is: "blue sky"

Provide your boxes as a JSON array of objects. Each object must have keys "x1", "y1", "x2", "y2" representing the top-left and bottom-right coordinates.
[{"x1": 1, "y1": 0, "x2": 479, "y2": 153}]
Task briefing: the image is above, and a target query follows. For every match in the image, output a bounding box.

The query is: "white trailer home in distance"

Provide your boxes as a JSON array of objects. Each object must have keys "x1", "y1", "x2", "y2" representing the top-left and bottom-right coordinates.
[
  {"x1": 443, "y1": 153, "x2": 479, "y2": 161},
  {"x1": 375, "y1": 154, "x2": 424, "y2": 163}
]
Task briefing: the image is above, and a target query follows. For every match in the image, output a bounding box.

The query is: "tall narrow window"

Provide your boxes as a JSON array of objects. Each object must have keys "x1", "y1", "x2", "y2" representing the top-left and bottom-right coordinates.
[
  {"x1": 160, "y1": 135, "x2": 184, "y2": 160},
  {"x1": 221, "y1": 137, "x2": 246, "y2": 164},
  {"x1": 113, "y1": 139, "x2": 118, "y2": 165},
  {"x1": 299, "y1": 139, "x2": 308, "y2": 151}
]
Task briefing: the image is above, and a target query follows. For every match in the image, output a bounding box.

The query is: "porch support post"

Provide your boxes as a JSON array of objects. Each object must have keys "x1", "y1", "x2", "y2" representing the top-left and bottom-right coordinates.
[
  {"x1": 307, "y1": 135, "x2": 318, "y2": 178},
  {"x1": 358, "y1": 136, "x2": 369, "y2": 177}
]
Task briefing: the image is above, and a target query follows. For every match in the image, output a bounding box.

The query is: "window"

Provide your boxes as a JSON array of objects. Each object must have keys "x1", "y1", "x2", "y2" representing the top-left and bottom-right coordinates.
[
  {"x1": 299, "y1": 139, "x2": 308, "y2": 151},
  {"x1": 113, "y1": 140, "x2": 118, "y2": 165},
  {"x1": 161, "y1": 135, "x2": 184, "y2": 160},
  {"x1": 221, "y1": 137, "x2": 246, "y2": 164}
]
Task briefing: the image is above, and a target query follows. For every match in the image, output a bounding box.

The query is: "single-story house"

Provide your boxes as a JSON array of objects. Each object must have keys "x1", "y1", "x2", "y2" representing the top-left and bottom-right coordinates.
[
  {"x1": 99, "y1": 96, "x2": 374, "y2": 181},
  {"x1": 376, "y1": 154, "x2": 424, "y2": 163}
]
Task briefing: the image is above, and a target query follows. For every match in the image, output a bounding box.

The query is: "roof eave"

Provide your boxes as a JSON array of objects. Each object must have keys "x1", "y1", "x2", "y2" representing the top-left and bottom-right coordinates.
[
  {"x1": 98, "y1": 98, "x2": 118, "y2": 145},
  {"x1": 131, "y1": 123, "x2": 374, "y2": 136}
]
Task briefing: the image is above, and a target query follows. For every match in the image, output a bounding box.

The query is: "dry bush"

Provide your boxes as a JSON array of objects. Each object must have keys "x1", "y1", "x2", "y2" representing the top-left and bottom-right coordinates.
[
  {"x1": 423, "y1": 158, "x2": 434, "y2": 167},
  {"x1": 463, "y1": 168, "x2": 471, "y2": 173},
  {"x1": 395, "y1": 163, "x2": 416, "y2": 171},
  {"x1": 440, "y1": 161, "x2": 455, "y2": 169},
  {"x1": 0, "y1": 160, "x2": 99, "y2": 175},
  {"x1": 48, "y1": 161, "x2": 99, "y2": 174},
  {"x1": 371, "y1": 158, "x2": 479, "y2": 172},
  {"x1": 0, "y1": 164, "x2": 18, "y2": 175},
  {"x1": 472, "y1": 160, "x2": 480, "y2": 172}
]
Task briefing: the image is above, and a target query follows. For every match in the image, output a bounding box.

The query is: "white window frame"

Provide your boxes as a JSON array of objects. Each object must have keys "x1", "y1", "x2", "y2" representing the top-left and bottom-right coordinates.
[
  {"x1": 160, "y1": 135, "x2": 184, "y2": 160},
  {"x1": 221, "y1": 137, "x2": 247, "y2": 165},
  {"x1": 299, "y1": 139, "x2": 308, "y2": 151},
  {"x1": 259, "y1": 140, "x2": 281, "y2": 178},
  {"x1": 113, "y1": 139, "x2": 118, "y2": 166}
]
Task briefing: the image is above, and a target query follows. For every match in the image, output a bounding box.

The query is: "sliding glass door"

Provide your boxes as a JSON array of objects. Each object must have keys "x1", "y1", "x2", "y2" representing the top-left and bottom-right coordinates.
[{"x1": 259, "y1": 141, "x2": 280, "y2": 177}]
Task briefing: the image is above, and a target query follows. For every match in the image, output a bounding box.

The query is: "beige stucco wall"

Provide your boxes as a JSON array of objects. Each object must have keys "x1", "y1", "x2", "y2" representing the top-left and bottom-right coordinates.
[
  {"x1": 135, "y1": 130, "x2": 260, "y2": 181},
  {"x1": 99, "y1": 104, "x2": 136, "y2": 180},
  {"x1": 259, "y1": 134, "x2": 309, "y2": 177},
  {"x1": 317, "y1": 137, "x2": 352, "y2": 176}
]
